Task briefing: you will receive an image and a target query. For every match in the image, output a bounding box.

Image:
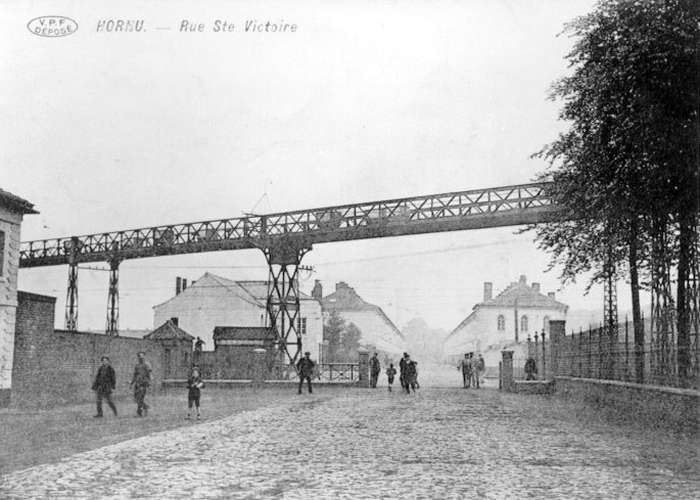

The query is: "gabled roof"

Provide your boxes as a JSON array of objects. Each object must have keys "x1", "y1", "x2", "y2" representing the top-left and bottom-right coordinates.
[
  {"x1": 144, "y1": 319, "x2": 194, "y2": 341},
  {"x1": 321, "y1": 282, "x2": 403, "y2": 338},
  {"x1": 213, "y1": 326, "x2": 275, "y2": 341},
  {"x1": 0, "y1": 188, "x2": 38, "y2": 214},
  {"x1": 480, "y1": 281, "x2": 568, "y2": 310}
]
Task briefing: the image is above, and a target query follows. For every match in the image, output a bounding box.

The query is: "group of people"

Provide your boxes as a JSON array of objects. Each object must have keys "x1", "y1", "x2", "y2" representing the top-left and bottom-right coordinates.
[
  {"x1": 370, "y1": 352, "x2": 419, "y2": 394},
  {"x1": 457, "y1": 352, "x2": 485, "y2": 388},
  {"x1": 91, "y1": 351, "x2": 205, "y2": 420}
]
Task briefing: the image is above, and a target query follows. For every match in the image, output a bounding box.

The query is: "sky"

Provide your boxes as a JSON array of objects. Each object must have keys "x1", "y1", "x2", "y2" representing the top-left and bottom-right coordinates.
[{"x1": 3, "y1": 0, "x2": 645, "y2": 334}]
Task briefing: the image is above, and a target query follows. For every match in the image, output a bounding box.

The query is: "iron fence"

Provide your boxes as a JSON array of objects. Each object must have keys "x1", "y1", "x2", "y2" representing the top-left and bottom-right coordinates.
[{"x1": 555, "y1": 320, "x2": 700, "y2": 390}]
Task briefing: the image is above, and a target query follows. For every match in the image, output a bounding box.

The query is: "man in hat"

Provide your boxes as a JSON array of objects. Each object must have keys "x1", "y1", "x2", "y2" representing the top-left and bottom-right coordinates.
[
  {"x1": 457, "y1": 353, "x2": 470, "y2": 388},
  {"x1": 130, "y1": 351, "x2": 152, "y2": 416},
  {"x1": 92, "y1": 356, "x2": 117, "y2": 417},
  {"x1": 296, "y1": 351, "x2": 316, "y2": 394}
]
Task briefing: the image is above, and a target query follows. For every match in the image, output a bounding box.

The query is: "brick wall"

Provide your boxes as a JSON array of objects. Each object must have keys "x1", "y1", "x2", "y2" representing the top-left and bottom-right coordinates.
[{"x1": 11, "y1": 291, "x2": 164, "y2": 408}]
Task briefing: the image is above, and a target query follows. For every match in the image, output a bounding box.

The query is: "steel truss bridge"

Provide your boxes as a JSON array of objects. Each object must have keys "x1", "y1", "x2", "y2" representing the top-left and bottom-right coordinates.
[{"x1": 21, "y1": 182, "x2": 560, "y2": 363}]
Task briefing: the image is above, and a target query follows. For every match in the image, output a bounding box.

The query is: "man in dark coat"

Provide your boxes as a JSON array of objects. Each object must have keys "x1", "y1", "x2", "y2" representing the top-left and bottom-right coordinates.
[
  {"x1": 525, "y1": 357, "x2": 537, "y2": 380},
  {"x1": 130, "y1": 352, "x2": 152, "y2": 416},
  {"x1": 296, "y1": 351, "x2": 316, "y2": 394},
  {"x1": 399, "y1": 352, "x2": 409, "y2": 391},
  {"x1": 369, "y1": 352, "x2": 381, "y2": 388},
  {"x1": 92, "y1": 356, "x2": 117, "y2": 417}
]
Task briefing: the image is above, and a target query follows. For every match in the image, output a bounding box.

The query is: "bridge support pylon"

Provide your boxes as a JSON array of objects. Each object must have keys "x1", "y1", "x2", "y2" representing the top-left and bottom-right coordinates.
[
  {"x1": 105, "y1": 258, "x2": 121, "y2": 336},
  {"x1": 603, "y1": 247, "x2": 618, "y2": 380},
  {"x1": 65, "y1": 262, "x2": 79, "y2": 331},
  {"x1": 261, "y1": 239, "x2": 311, "y2": 365}
]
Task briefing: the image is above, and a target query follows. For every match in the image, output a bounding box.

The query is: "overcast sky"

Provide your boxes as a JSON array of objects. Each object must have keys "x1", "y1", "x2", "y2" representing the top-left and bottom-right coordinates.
[{"x1": 3, "y1": 0, "x2": 644, "y2": 333}]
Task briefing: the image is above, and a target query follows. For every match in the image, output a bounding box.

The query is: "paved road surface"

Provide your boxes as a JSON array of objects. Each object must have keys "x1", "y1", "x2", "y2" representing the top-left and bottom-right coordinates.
[{"x1": 2, "y1": 387, "x2": 698, "y2": 499}]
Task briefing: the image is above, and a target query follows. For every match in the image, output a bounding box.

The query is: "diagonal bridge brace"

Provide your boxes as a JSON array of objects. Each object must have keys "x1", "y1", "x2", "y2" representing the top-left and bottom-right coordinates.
[{"x1": 261, "y1": 238, "x2": 312, "y2": 365}]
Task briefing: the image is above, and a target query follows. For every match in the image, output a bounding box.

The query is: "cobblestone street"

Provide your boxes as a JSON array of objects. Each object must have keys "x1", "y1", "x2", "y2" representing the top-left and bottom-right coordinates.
[{"x1": 2, "y1": 387, "x2": 698, "y2": 499}]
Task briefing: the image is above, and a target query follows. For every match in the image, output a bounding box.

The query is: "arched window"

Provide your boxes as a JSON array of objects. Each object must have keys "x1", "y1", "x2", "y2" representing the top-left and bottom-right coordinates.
[
  {"x1": 521, "y1": 315, "x2": 528, "y2": 332},
  {"x1": 497, "y1": 315, "x2": 505, "y2": 331},
  {"x1": 543, "y1": 316, "x2": 550, "y2": 333}
]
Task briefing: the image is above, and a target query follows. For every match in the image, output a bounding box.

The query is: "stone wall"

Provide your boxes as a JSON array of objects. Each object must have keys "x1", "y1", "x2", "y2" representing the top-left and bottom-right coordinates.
[
  {"x1": 11, "y1": 291, "x2": 164, "y2": 408},
  {"x1": 0, "y1": 204, "x2": 23, "y2": 406}
]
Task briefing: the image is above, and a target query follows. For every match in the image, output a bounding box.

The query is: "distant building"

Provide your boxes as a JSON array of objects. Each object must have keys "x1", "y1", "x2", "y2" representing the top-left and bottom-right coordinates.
[
  {"x1": 443, "y1": 275, "x2": 568, "y2": 368},
  {"x1": 152, "y1": 272, "x2": 323, "y2": 361},
  {"x1": 144, "y1": 319, "x2": 194, "y2": 379},
  {"x1": 0, "y1": 189, "x2": 37, "y2": 407},
  {"x1": 314, "y1": 281, "x2": 405, "y2": 356}
]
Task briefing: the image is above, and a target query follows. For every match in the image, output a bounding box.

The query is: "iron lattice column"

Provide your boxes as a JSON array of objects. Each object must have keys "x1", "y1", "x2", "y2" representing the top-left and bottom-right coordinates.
[
  {"x1": 65, "y1": 263, "x2": 79, "y2": 331},
  {"x1": 64, "y1": 236, "x2": 81, "y2": 331},
  {"x1": 105, "y1": 258, "x2": 121, "y2": 336},
  {"x1": 262, "y1": 240, "x2": 311, "y2": 365},
  {"x1": 650, "y1": 223, "x2": 676, "y2": 385},
  {"x1": 683, "y1": 220, "x2": 700, "y2": 385}
]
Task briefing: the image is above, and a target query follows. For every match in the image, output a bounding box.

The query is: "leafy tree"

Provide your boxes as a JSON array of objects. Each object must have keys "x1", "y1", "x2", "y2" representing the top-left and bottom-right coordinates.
[
  {"x1": 323, "y1": 310, "x2": 345, "y2": 362},
  {"x1": 530, "y1": 0, "x2": 699, "y2": 383},
  {"x1": 338, "y1": 322, "x2": 362, "y2": 362}
]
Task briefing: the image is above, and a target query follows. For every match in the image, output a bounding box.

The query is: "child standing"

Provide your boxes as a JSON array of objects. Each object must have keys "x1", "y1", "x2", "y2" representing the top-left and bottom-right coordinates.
[
  {"x1": 386, "y1": 363, "x2": 397, "y2": 392},
  {"x1": 186, "y1": 366, "x2": 205, "y2": 420}
]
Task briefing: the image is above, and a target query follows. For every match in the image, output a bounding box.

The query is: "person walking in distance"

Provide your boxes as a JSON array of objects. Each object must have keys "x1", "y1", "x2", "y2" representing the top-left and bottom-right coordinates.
[
  {"x1": 369, "y1": 352, "x2": 381, "y2": 389},
  {"x1": 457, "y1": 353, "x2": 470, "y2": 388},
  {"x1": 297, "y1": 351, "x2": 316, "y2": 394},
  {"x1": 130, "y1": 351, "x2": 152, "y2": 416},
  {"x1": 399, "y1": 352, "x2": 409, "y2": 392},
  {"x1": 474, "y1": 353, "x2": 485, "y2": 388},
  {"x1": 186, "y1": 366, "x2": 205, "y2": 420},
  {"x1": 405, "y1": 356, "x2": 418, "y2": 394},
  {"x1": 92, "y1": 356, "x2": 117, "y2": 418},
  {"x1": 386, "y1": 363, "x2": 397, "y2": 392}
]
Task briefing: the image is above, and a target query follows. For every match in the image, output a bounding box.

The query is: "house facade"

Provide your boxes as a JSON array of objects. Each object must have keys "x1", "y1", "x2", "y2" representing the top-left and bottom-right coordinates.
[
  {"x1": 0, "y1": 189, "x2": 37, "y2": 406},
  {"x1": 314, "y1": 281, "x2": 405, "y2": 356},
  {"x1": 443, "y1": 275, "x2": 568, "y2": 369},
  {"x1": 152, "y1": 273, "x2": 324, "y2": 361}
]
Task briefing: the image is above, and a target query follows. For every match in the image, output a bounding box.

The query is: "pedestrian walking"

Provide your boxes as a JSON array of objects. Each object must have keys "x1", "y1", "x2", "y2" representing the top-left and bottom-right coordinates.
[
  {"x1": 405, "y1": 357, "x2": 418, "y2": 394},
  {"x1": 297, "y1": 351, "x2": 316, "y2": 394},
  {"x1": 386, "y1": 363, "x2": 397, "y2": 392},
  {"x1": 92, "y1": 356, "x2": 117, "y2": 418},
  {"x1": 475, "y1": 354, "x2": 485, "y2": 388},
  {"x1": 457, "y1": 353, "x2": 470, "y2": 388},
  {"x1": 186, "y1": 366, "x2": 205, "y2": 420},
  {"x1": 399, "y1": 352, "x2": 409, "y2": 392},
  {"x1": 130, "y1": 351, "x2": 152, "y2": 417},
  {"x1": 370, "y1": 352, "x2": 381, "y2": 388}
]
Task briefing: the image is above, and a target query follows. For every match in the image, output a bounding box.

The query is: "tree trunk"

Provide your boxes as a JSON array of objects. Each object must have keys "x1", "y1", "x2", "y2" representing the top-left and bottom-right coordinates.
[
  {"x1": 629, "y1": 217, "x2": 644, "y2": 384},
  {"x1": 676, "y1": 212, "x2": 693, "y2": 386}
]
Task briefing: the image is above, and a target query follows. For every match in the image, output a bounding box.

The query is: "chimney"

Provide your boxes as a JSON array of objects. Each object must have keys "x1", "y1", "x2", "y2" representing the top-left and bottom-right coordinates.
[
  {"x1": 176, "y1": 277, "x2": 182, "y2": 295},
  {"x1": 170, "y1": 317, "x2": 179, "y2": 327},
  {"x1": 532, "y1": 282, "x2": 540, "y2": 293},
  {"x1": 519, "y1": 275, "x2": 527, "y2": 285},
  {"x1": 312, "y1": 280, "x2": 323, "y2": 300},
  {"x1": 182, "y1": 278, "x2": 188, "y2": 291},
  {"x1": 483, "y1": 282, "x2": 493, "y2": 301},
  {"x1": 548, "y1": 292, "x2": 555, "y2": 300}
]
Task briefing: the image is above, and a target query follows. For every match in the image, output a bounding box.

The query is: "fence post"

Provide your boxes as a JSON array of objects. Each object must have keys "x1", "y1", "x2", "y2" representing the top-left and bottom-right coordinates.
[
  {"x1": 501, "y1": 350, "x2": 514, "y2": 392},
  {"x1": 358, "y1": 348, "x2": 369, "y2": 388},
  {"x1": 534, "y1": 332, "x2": 539, "y2": 379},
  {"x1": 549, "y1": 320, "x2": 565, "y2": 379},
  {"x1": 588, "y1": 325, "x2": 592, "y2": 378},
  {"x1": 541, "y1": 331, "x2": 547, "y2": 380}
]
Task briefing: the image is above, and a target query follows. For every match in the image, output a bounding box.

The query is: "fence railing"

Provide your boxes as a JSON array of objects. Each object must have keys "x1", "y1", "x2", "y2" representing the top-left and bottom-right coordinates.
[
  {"x1": 318, "y1": 363, "x2": 359, "y2": 383},
  {"x1": 554, "y1": 320, "x2": 700, "y2": 390}
]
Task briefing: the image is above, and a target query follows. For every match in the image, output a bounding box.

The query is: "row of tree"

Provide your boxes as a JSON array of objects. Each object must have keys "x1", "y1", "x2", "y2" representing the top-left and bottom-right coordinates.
[{"x1": 531, "y1": 0, "x2": 699, "y2": 383}]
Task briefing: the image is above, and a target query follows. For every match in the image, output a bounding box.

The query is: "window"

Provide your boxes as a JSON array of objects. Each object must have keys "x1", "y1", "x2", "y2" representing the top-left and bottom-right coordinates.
[
  {"x1": 543, "y1": 316, "x2": 550, "y2": 333},
  {"x1": 521, "y1": 315, "x2": 529, "y2": 332},
  {"x1": 497, "y1": 315, "x2": 505, "y2": 331},
  {"x1": 0, "y1": 230, "x2": 5, "y2": 276},
  {"x1": 297, "y1": 317, "x2": 307, "y2": 335}
]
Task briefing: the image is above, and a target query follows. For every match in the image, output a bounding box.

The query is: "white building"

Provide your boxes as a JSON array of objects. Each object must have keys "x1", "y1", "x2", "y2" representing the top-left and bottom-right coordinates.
[
  {"x1": 314, "y1": 281, "x2": 405, "y2": 356},
  {"x1": 0, "y1": 189, "x2": 37, "y2": 407},
  {"x1": 443, "y1": 275, "x2": 568, "y2": 369},
  {"x1": 152, "y1": 273, "x2": 324, "y2": 361}
]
